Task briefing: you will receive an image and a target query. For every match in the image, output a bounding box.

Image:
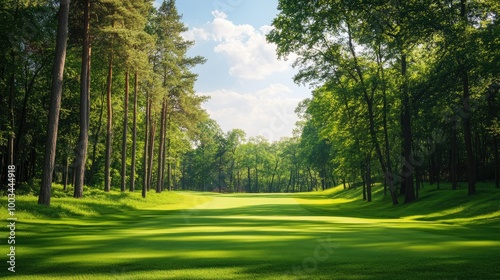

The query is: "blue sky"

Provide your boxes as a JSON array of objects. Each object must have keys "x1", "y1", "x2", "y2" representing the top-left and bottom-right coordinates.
[{"x1": 155, "y1": 0, "x2": 311, "y2": 142}]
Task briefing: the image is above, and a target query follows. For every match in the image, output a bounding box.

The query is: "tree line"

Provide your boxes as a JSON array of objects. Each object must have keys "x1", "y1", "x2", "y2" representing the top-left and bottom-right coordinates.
[
  {"x1": 179, "y1": 124, "x2": 330, "y2": 193},
  {"x1": 0, "y1": 0, "x2": 208, "y2": 205}
]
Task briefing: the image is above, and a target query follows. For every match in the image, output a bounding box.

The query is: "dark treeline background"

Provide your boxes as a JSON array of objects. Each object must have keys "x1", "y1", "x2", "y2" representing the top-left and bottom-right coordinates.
[{"x1": 0, "y1": 0, "x2": 499, "y2": 206}]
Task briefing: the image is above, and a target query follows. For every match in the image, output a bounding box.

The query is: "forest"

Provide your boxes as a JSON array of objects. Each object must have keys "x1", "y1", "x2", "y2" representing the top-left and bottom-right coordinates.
[{"x1": 0, "y1": 0, "x2": 499, "y2": 206}]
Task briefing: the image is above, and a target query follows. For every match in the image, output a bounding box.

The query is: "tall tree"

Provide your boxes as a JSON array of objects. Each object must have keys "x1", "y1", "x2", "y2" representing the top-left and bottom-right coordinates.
[
  {"x1": 459, "y1": 0, "x2": 476, "y2": 195},
  {"x1": 130, "y1": 72, "x2": 138, "y2": 192},
  {"x1": 74, "y1": 0, "x2": 91, "y2": 198},
  {"x1": 104, "y1": 44, "x2": 113, "y2": 192},
  {"x1": 121, "y1": 71, "x2": 129, "y2": 192}
]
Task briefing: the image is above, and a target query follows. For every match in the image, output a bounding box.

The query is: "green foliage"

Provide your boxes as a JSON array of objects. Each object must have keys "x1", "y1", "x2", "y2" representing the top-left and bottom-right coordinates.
[{"x1": 268, "y1": 0, "x2": 500, "y2": 202}]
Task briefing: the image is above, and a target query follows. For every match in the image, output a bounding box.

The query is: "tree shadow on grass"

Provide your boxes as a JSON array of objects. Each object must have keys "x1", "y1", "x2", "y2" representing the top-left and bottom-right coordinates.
[{"x1": 15, "y1": 199, "x2": 500, "y2": 279}]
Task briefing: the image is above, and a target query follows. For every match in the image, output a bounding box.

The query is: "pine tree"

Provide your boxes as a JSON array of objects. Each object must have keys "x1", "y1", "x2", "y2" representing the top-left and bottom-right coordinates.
[{"x1": 39, "y1": 0, "x2": 70, "y2": 205}]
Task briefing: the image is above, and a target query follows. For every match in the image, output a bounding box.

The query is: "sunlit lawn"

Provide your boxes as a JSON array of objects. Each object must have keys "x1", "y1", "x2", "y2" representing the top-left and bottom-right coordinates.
[{"x1": 1, "y1": 183, "x2": 499, "y2": 279}]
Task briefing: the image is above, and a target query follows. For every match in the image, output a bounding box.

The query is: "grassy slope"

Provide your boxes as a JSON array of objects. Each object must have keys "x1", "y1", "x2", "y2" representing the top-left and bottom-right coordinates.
[
  {"x1": 297, "y1": 182, "x2": 500, "y2": 279},
  {"x1": 300, "y1": 181, "x2": 500, "y2": 224},
  {"x1": 0, "y1": 183, "x2": 499, "y2": 279}
]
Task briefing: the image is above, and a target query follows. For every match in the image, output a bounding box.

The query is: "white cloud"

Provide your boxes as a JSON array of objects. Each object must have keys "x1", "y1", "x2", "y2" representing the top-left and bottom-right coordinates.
[
  {"x1": 201, "y1": 84, "x2": 301, "y2": 142},
  {"x1": 211, "y1": 10, "x2": 228, "y2": 19},
  {"x1": 183, "y1": 10, "x2": 290, "y2": 80},
  {"x1": 183, "y1": 27, "x2": 210, "y2": 41}
]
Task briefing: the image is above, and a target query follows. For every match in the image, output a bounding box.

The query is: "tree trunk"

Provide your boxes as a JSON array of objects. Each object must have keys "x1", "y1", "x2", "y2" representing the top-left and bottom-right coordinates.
[
  {"x1": 255, "y1": 165, "x2": 259, "y2": 193},
  {"x1": 104, "y1": 51, "x2": 114, "y2": 192},
  {"x1": 451, "y1": 125, "x2": 458, "y2": 190},
  {"x1": 120, "y1": 71, "x2": 129, "y2": 192},
  {"x1": 16, "y1": 63, "x2": 45, "y2": 164},
  {"x1": 8, "y1": 58, "x2": 15, "y2": 168},
  {"x1": 166, "y1": 119, "x2": 172, "y2": 192},
  {"x1": 494, "y1": 137, "x2": 500, "y2": 188},
  {"x1": 429, "y1": 151, "x2": 436, "y2": 185},
  {"x1": 38, "y1": 0, "x2": 69, "y2": 205},
  {"x1": 74, "y1": 0, "x2": 91, "y2": 198},
  {"x1": 218, "y1": 155, "x2": 222, "y2": 193},
  {"x1": 362, "y1": 167, "x2": 366, "y2": 201},
  {"x1": 366, "y1": 155, "x2": 372, "y2": 202},
  {"x1": 459, "y1": 0, "x2": 475, "y2": 195},
  {"x1": 401, "y1": 53, "x2": 415, "y2": 203},
  {"x1": 415, "y1": 167, "x2": 420, "y2": 199},
  {"x1": 63, "y1": 156, "x2": 69, "y2": 191},
  {"x1": 131, "y1": 72, "x2": 138, "y2": 192},
  {"x1": 247, "y1": 166, "x2": 251, "y2": 193},
  {"x1": 167, "y1": 161, "x2": 172, "y2": 191},
  {"x1": 161, "y1": 114, "x2": 169, "y2": 192},
  {"x1": 89, "y1": 88, "x2": 105, "y2": 181},
  {"x1": 147, "y1": 118, "x2": 156, "y2": 191},
  {"x1": 320, "y1": 169, "x2": 326, "y2": 190},
  {"x1": 286, "y1": 169, "x2": 293, "y2": 193},
  {"x1": 229, "y1": 158, "x2": 235, "y2": 192},
  {"x1": 156, "y1": 100, "x2": 166, "y2": 193},
  {"x1": 142, "y1": 92, "x2": 150, "y2": 198},
  {"x1": 463, "y1": 72, "x2": 476, "y2": 195},
  {"x1": 269, "y1": 159, "x2": 279, "y2": 193},
  {"x1": 435, "y1": 148, "x2": 441, "y2": 190},
  {"x1": 381, "y1": 58, "x2": 398, "y2": 205},
  {"x1": 237, "y1": 169, "x2": 241, "y2": 192}
]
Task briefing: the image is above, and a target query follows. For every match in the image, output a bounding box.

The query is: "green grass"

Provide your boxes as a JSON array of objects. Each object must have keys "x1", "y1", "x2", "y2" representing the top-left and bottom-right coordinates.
[{"x1": 1, "y1": 182, "x2": 499, "y2": 279}]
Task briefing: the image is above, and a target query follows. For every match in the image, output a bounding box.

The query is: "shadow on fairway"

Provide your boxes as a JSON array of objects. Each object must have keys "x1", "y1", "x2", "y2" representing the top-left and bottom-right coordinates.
[{"x1": 15, "y1": 194, "x2": 500, "y2": 280}]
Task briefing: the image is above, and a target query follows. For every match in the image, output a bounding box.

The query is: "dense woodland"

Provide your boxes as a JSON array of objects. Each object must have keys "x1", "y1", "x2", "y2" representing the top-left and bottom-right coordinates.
[{"x1": 0, "y1": 0, "x2": 499, "y2": 206}]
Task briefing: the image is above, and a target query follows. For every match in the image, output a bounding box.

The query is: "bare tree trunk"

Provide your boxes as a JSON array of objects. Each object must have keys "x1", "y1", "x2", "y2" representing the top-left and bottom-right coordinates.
[
  {"x1": 156, "y1": 100, "x2": 166, "y2": 193},
  {"x1": 74, "y1": 0, "x2": 91, "y2": 198},
  {"x1": 104, "y1": 51, "x2": 114, "y2": 192},
  {"x1": 121, "y1": 70, "x2": 129, "y2": 192},
  {"x1": 38, "y1": 0, "x2": 70, "y2": 205},
  {"x1": 142, "y1": 91, "x2": 150, "y2": 198},
  {"x1": 131, "y1": 72, "x2": 138, "y2": 192},
  {"x1": 147, "y1": 118, "x2": 156, "y2": 191},
  {"x1": 166, "y1": 115, "x2": 172, "y2": 191}
]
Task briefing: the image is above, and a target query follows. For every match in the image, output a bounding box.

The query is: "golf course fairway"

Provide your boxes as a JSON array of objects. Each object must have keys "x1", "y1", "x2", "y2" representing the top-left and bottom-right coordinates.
[{"x1": 4, "y1": 189, "x2": 500, "y2": 279}]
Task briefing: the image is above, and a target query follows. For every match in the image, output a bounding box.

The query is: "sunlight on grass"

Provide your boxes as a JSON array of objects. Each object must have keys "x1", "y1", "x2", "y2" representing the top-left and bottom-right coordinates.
[
  {"x1": 405, "y1": 240, "x2": 500, "y2": 252},
  {"x1": 296, "y1": 197, "x2": 356, "y2": 205},
  {"x1": 404, "y1": 206, "x2": 466, "y2": 220}
]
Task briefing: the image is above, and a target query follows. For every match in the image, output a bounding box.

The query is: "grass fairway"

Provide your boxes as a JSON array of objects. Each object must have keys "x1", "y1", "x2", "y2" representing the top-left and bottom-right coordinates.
[{"x1": 2, "y1": 183, "x2": 500, "y2": 279}]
